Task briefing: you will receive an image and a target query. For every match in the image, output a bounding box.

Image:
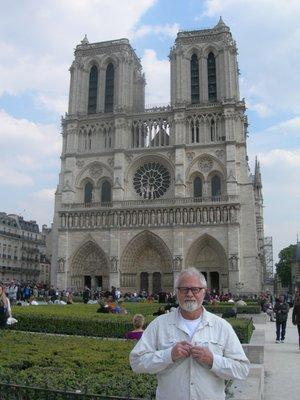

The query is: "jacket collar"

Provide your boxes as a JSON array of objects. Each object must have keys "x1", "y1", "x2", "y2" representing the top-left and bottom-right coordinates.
[{"x1": 169, "y1": 306, "x2": 214, "y2": 328}]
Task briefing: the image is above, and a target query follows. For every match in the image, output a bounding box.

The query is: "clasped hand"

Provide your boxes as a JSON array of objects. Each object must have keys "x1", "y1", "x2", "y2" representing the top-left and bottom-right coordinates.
[{"x1": 171, "y1": 341, "x2": 213, "y2": 368}]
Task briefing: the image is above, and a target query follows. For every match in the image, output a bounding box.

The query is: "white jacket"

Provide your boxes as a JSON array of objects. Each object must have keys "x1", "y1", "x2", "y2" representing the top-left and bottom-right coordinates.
[{"x1": 130, "y1": 307, "x2": 250, "y2": 400}]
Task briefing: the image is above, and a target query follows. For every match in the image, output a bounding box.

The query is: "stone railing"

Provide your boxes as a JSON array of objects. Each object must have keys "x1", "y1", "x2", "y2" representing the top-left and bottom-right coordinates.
[
  {"x1": 59, "y1": 203, "x2": 239, "y2": 230},
  {"x1": 61, "y1": 195, "x2": 239, "y2": 211}
]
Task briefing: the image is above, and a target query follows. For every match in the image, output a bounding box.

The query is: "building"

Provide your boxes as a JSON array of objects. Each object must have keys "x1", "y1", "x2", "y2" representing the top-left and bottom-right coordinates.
[
  {"x1": 51, "y1": 18, "x2": 264, "y2": 295},
  {"x1": 0, "y1": 212, "x2": 45, "y2": 282}
]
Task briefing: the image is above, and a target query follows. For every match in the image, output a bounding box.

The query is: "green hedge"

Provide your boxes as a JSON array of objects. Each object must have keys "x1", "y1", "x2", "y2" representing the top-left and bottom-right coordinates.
[
  {"x1": 0, "y1": 331, "x2": 156, "y2": 399},
  {"x1": 206, "y1": 304, "x2": 260, "y2": 314},
  {"x1": 10, "y1": 310, "x2": 253, "y2": 343}
]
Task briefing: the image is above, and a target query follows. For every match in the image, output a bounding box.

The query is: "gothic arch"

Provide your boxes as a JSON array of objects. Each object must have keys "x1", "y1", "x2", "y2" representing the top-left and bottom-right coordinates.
[
  {"x1": 120, "y1": 231, "x2": 173, "y2": 293},
  {"x1": 186, "y1": 153, "x2": 226, "y2": 181},
  {"x1": 203, "y1": 45, "x2": 220, "y2": 58},
  {"x1": 185, "y1": 46, "x2": 203, "y2": 59},
  {"x1": 75, "y1": 161, "x2": 113, "y2": 188},
  {"x1": 186, "y1": 234, "x2": 228, "y2": 289},
  {"x1": 70, "y1": 240, "x2": 110, "y2": 290}
]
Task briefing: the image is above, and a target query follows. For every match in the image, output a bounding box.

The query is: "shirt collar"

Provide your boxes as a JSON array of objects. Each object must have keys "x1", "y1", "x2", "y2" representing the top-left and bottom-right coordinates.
[{"x1": 170, "y1": 306, "x2": 214, "y2": 327}]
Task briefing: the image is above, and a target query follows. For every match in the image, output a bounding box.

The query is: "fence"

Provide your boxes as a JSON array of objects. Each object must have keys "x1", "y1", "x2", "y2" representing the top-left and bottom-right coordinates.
[{"x1": 0, "y1": 382, "x2": 143, "y2": 400}]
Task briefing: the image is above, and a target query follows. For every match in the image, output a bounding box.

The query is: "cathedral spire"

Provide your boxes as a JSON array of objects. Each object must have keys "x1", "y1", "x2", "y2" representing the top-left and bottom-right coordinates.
[
  {"x1": 81, "y1": 34, "x2": 89, "y2": 45},
  {"x1": 214, "y1": 16, "x2": 228, "y2": 29},
  {"x1": 254, "y1": 156, "x2": 262, "y2": 189}
]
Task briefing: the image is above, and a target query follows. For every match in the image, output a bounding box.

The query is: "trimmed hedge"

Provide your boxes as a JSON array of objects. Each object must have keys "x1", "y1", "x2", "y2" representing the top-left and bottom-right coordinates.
[
  {"x1": 206, "y1": 304, "x2": 260, "y2": 314},
  {"x1": 10, "y1": 305, "x2": 254, "y2": 343},
  {"x1": 0, "y1": 331, "x2": 156, "y2": 399}
]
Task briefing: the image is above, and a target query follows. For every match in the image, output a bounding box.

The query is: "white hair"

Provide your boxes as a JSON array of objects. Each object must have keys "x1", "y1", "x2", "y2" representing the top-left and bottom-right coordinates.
[{"x1": 175, "y1": 267, "x2": 207, "y2": 289}]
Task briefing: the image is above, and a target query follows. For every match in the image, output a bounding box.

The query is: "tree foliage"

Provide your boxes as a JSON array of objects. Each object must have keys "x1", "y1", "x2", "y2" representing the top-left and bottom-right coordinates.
[{"x1": 276, "y1": 244, "x2": 296, "y2": 287}]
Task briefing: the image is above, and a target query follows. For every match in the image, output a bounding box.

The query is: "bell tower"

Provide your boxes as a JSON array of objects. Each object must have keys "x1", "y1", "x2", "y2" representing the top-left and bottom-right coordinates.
[
  {"x1": 68, "y1": 35, "x2": 145, "y2": 115},
  {"x1": 170, "y1": 17, "x2": 240, "y2": 106}
]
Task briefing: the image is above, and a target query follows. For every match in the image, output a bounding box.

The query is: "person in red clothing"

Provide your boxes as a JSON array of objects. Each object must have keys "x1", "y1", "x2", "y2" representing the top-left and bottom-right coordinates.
[{"x1": 126, "y1": 314, "x2": 145, "y2": 340}]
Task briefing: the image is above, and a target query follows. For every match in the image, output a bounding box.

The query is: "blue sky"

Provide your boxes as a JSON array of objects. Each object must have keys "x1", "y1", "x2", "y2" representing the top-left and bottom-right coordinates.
[{"x1": 0, "y1": 0, "x2": 299, "y2": 264}]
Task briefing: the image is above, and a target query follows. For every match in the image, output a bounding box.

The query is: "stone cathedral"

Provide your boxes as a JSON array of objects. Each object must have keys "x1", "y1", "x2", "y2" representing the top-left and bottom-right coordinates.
[{"x1": 51, "y1": 18, "x2": 265, "y2": 295}]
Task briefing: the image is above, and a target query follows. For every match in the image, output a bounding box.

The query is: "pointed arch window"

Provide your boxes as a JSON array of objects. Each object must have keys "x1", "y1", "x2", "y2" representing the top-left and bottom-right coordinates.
[
  {"x1": 191, "y1": 54, "x2": 199, "y2": 104},
  {"x1": 88, "y1": 65, "x2": 98, "y2": 114},
  {"x1": 207, "y1": 52, "x2": 217, "y2": 101},
  {"x1": 193, "y1": 176, "x2": 203, "y2": 198},
  {"x1": 101, "y1": 181, "x2": 112, "y2": 203},
  {"x1": 211, "y1": 175, "x2": 221, "y2": 198},
  {"x1": 105, "y1": 63, "x2": 114, "y2": 113},
  {"x1": 84, "y1": 182, "x2": 93, "y2": 203}
]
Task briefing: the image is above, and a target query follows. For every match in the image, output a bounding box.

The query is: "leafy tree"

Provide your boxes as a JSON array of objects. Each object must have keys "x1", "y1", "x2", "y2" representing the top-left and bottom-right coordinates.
[{"x1": 275, "y1": 244, "x2": 296, "y2": 287}]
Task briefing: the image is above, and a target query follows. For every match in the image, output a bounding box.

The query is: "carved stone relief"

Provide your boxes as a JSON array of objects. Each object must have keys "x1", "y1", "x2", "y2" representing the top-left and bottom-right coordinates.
[
  {"x1": 89, "y1": 165, "x2": 103, "y2": 178},
  {"x1": 110, "y1": 256, "x2": 118, "y2": 272},
  {"x1": 198, "y1": 157, "x2": 213, "y2": 173}
]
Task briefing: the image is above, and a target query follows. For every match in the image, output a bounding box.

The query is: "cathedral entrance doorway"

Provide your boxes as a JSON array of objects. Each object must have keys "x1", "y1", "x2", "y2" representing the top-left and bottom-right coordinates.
[
  {"x1": 186, "y1": 235, "x2": 227, "y2": 292},
  {"x1": 121, "y1": 231, "x2": 173, "y2": 294},
  {"x1": 70, "y1": 241, "x2": 109, "y2": 291},
  {"x1": 140, "y1": 272, "x2": 149, "y2": 291}
]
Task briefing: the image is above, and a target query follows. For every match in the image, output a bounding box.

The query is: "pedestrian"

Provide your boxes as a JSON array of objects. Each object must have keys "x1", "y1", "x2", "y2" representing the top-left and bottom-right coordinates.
[
  {"x1": 0, "y1": 284, "x2": 12, "y2": 329},
  {"x1": 129, "y1": 267, "x2": 250, "y2": 400},
  {"x1": 292, "y1": 292, "x2": 300, "y2": 350},
  {"x1": 274, "y1": 295, "x2": 289, "y2": 343}
]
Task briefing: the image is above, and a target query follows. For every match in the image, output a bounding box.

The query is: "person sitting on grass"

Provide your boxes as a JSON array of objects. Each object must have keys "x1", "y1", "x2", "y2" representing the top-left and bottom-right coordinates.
[
  {"x1": 113, "y1": 300, "x2": 127, "y2": 314},
  {"x1": 126, "y1": 314, "x2": 145, "y2": 340},
  {"x1": 0, "y1": 284, "x2": 12, "y2": 329}
]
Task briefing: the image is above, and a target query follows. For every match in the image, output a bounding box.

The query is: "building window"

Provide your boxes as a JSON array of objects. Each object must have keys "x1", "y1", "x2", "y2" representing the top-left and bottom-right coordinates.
[
  {"x1": 101, "y1": 181, "x2": 112, "y2": 203},
  {"x1": 211, "y1": 175, "x2": 221, "y2": 197},
  {"x1": 193, "y1": 177, "x2": 202, "y2": 198},
  {"x1": 105, "y1": 63, "x2": 114, "y2": 113},
  {"x1": 88, "y1": 65, "x2": 98, "y2": 114},
  {"x1": 84, "y1": 182, "x2": 93, "y2": 203},
  {"x1": 191, "y1": 54, "x2": 199, "y2": 104},
  {"x1": 207, "y1": 52, "x2": 217, "y2": 101}
]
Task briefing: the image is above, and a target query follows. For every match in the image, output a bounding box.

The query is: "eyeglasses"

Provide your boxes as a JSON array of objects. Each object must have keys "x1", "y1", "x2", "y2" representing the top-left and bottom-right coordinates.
[{"x1": 177, "y1": 287, "x2": 205, "y2": 295}]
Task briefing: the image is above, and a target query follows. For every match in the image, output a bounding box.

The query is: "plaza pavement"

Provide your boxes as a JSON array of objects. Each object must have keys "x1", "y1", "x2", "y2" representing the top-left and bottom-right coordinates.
[{"x1": 262, "y1": 312, "x2": 299, "y2": 399}]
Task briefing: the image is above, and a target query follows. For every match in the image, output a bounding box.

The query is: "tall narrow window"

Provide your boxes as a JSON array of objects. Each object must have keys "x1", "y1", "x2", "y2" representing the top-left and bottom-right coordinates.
[
  {"x1": 84, "y1": 182, "x2": 93, "y2": 203},
  {"x1": 190, "y1": 54, "x2": 199, "y2": 104},
  {"x1": 207, "y1": 52, "x2": 217, "y2": 101},
  {"x1": 211, "y1": 175, "x2": 221, "y2": 198},
  {"x1": 101, "y1": 181, "x2": 112, "y2": 203},
  {"x1": 193, "y1": 177, "x2": 202, "y2": 198},
  {"x1": 105, "y1": 63, "x2": 114, "y2": 113},
  {"x1": 88, "y1": 66, "x2": 98, "y2": 114}
]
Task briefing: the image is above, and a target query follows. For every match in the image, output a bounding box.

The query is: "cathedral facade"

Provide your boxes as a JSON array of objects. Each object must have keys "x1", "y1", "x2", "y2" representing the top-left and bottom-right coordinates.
[{"x1": 51, "y1": 18, "x2": 264, "y2": 295}]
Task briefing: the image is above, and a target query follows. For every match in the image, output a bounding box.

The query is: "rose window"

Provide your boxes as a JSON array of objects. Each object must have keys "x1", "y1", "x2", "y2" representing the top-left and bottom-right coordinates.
[{"x1": 133, "y1": 162, "x2": 171, "y2": 199}]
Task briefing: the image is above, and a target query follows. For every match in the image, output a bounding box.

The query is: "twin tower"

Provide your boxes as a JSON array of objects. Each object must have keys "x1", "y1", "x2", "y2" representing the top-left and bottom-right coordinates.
[{"x1": 52, "y1": 18, "x2": 265, "y2": 295}]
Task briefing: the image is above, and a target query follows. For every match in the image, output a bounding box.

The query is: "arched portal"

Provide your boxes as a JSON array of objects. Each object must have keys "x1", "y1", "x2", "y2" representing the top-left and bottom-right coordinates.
[
  {"x1": 121, "y1": 231, "x2": 173, "y2": 294},
  {"x1": 186, "y1": 234, "x2": 227, "y2": 292},
  {"x1": 70, "y1": 241, "x2": 109, "y2": 291}
]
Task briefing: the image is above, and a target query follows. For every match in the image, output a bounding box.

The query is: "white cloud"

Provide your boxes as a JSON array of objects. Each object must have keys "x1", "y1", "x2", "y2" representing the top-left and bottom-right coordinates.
[
  {"x1": 133, "y1": 23, "x2": 180, "y2": 39},
  {"x1": 199, "y1": 0, "x2": 300, "y2": 116},
  {"x1": 0, "y1": 0, "x2": 157, "y2": 113},
  {"x1": 0, "y1": 164, "x2": 34, "y2": 187},
  {"x1": 33, "y1": 188, "x2": 56, "y2": 201},
  {"x1": 142, "y1": 49, "x2": 170, "y2": 105},
  {"x1": 258, "y1": 149, "x2": 300, "y2": 168}
]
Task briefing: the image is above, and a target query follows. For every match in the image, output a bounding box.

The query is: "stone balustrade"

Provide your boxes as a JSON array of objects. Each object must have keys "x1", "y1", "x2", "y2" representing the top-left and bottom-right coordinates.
[
  {"x1": 61, "y1": 195, "x2": 239, "y2": 210},
  {"x1": 59, "y1": 203, "x2": 239, "y2": 230}
]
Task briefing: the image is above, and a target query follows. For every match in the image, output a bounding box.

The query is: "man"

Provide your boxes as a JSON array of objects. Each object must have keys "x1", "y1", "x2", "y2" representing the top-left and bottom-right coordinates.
[
  {"x1": 130, "y1": 268, "x2": 250, "y2": 400},
  {"x1": 274, "y1": 295, "x2": 289, "y2": 343}
]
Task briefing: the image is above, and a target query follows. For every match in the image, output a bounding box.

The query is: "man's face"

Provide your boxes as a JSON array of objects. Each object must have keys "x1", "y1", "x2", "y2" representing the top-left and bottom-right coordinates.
[{"x1": 177, "y1": 274, "x2": 206, "y2": 312}]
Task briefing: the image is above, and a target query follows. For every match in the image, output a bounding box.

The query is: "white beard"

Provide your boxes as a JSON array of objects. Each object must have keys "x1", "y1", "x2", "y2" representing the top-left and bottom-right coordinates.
[{"x1": 179, "y1": 300, "x2": 201, "y2": 312}]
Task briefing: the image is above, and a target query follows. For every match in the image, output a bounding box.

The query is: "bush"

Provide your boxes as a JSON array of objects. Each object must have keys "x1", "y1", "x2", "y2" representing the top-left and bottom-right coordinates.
[
  {"x1": 0, "y1": 331, "x2": 156, "y2": 399},
  {"x1": 11, "y1": 304, "x2": 254, "y2": 343}
]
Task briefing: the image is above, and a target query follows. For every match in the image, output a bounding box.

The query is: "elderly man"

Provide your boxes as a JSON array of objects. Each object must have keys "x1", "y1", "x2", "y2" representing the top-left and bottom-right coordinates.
[{"x1": 129, "y1": 268, "x2": 250, "y2": 400}]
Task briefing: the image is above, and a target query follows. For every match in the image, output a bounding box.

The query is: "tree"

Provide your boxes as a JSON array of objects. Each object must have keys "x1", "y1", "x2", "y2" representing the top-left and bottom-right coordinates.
[{"x1": 276, "y1": 244, "x2": 296, "y2": 288}]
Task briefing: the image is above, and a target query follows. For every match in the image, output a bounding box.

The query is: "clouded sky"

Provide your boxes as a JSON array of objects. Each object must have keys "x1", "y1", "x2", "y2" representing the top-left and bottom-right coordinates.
[{"x1": 0, "y1": 0, "x2": 299, "y2": 265}]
